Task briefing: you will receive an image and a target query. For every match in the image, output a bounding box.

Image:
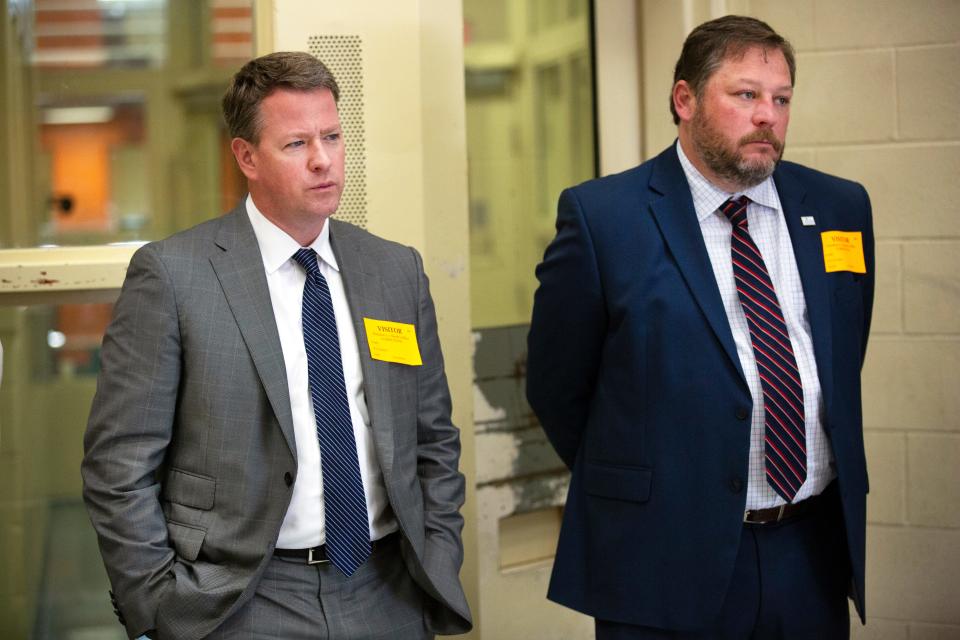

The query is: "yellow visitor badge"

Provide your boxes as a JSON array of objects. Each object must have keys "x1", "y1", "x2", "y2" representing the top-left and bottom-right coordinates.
[
  {"x1": 820, "y1": 231, "x2": 866, "y2": 274},
  {"x1": 362, "y1": 318, "x2": 423, "y2": 366}
]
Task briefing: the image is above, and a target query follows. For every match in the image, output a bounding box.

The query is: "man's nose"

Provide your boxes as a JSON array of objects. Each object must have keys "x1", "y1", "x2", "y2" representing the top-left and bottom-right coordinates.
[
  {"x1": 308, "y1": 141, "x2": 331, "y2": 172},
  {"x1": 751, "y1": 98, "x2": 777, "y2": 127}
]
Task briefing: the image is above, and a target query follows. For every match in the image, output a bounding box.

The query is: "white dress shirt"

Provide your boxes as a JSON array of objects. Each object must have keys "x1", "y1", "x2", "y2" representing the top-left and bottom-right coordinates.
[
  {"x1": 246, "y1": 196, "x2": 396, "y2": 547},
  {"x1": 676, "y1": 142, "x2": 835, "y2": 510}
]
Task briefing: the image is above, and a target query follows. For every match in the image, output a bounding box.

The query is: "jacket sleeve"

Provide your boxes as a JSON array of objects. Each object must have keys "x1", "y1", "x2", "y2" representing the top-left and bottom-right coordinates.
[
  {"x1": 857, "y1": 183, "x2": 875, "y2": 367},
  {"x1": 409, "y1": 247, "x2": 472, "y2": 632},
  {"x1": 81, "y1": 243, "x2": 178, "y2": 638},
  {"x1": 526, "y1": 187, "x2": 607, "y2": 469}
]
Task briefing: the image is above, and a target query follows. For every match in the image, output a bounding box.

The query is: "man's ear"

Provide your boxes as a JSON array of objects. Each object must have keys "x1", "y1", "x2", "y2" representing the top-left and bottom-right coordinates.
[
  {"x1": 231, "y1": 137, "x2": 258, "y2": 181},
  {"x1": 672, "y1": 80, "x2": 697, "y2": 123}
]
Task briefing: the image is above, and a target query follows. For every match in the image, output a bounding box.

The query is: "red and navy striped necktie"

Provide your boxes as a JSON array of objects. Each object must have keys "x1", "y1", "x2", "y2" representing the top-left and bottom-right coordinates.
[{"x1": 721, "y1": 196, "x2": 807, "y2": 502}]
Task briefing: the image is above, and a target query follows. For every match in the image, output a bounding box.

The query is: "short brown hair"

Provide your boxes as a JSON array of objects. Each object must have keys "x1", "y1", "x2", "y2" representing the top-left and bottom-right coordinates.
[
  {"x1": 670, "y1": 15, "x2": 795, "y2": 125},
  {"x1": 222, "y1": 51, "x2": 340, "y2": 142}
]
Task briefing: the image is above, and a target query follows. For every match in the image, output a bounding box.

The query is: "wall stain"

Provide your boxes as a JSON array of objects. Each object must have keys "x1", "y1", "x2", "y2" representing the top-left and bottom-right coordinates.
[{"x1": 474, "y1": 324, "x2": 567, "y2": 517}]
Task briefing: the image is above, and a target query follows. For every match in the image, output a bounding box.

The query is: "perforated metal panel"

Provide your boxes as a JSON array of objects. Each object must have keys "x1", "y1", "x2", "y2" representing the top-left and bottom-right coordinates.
[{"x1": 308, "y1": 35, "x2": 368, "y2": 229}]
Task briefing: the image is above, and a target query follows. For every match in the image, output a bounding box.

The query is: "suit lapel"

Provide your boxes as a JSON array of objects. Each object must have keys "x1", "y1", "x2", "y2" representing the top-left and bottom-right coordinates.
[
  {"x1": 648, "y1": 147, "x2": 747, "y2": 386},
  {"x1": 209, "y1": 205, "x2": 297, "y2": 459},
  {"x1": 775, "y1": 169, "x2": 835, "y2": 419},
  {"x1": 329, "y1": 220, "x2": 396, "y2": 476}
]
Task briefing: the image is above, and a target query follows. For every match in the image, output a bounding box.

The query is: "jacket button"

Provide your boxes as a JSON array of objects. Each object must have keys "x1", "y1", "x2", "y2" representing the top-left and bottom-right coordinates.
[
  {"x1": 284, "y1": 472, "x2": 293, "y2": 487},
  {"x1": 730, "y1": 477, "x2": 743, "y2": 493},
  {"x1": 735, "y1": 407, "x2": 749, "y2": 420}
]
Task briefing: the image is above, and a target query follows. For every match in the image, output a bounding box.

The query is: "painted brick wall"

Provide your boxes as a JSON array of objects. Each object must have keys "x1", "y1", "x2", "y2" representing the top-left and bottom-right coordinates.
[
  {"x1": 472, "y1": 324, "x2": 593, "y2": 639},
  {"x1": 640, "y1": 1, "x2": 960, "y2": 637},
  {"x1": 744, "y1": 2, "x2": 960, "y2": 637}
]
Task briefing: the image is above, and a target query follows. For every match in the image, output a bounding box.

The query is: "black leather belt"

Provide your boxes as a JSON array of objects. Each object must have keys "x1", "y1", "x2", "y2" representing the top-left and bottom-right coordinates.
[
  {"x1": 274, "y1": 532, "x2": 397, "y2": 565},
  {"x1": 743, "y1": 491, "x2": 826, "y2": 525}
]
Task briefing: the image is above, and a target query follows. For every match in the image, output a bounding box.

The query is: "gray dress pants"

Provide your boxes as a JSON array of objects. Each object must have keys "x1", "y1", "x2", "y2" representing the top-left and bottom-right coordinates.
[{"x1": 207, "y1": 535, "x2": 433, "y2": 640}]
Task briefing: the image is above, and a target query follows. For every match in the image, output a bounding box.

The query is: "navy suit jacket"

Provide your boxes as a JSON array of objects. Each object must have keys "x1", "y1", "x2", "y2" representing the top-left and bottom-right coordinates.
[{"x1": 526, "y1": 144, "x2": 874, "y2": 631}]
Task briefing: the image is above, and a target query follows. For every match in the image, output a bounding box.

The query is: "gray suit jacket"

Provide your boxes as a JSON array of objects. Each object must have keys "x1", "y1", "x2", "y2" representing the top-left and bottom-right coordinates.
[{"x1": 81, "y1": 203, "x2": 472, "y2": 639}]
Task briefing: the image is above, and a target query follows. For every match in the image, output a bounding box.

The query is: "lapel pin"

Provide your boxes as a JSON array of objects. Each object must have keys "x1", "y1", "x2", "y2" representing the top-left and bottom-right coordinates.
[{"x1": 801, "y1": 216, "x2": 816, "y2": 227}]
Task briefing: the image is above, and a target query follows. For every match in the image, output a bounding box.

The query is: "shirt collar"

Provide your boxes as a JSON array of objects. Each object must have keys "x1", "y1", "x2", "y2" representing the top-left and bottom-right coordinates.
[
  {"x1": 675, "y1": 139, "x2": 780, "y2": 221},
  {"x1": 245, "y1": 194, "x2": 340, "y2": 274}
]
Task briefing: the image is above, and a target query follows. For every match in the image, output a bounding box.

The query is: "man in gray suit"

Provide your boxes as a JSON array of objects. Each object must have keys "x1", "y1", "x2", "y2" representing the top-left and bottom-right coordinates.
[{"x1": 82, "y1": 51, "x2": 472, "y2": 640}]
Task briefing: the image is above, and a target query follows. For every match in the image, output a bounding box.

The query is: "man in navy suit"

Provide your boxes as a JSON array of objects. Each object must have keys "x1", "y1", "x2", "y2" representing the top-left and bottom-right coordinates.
[{"x1": 527, "y1": 15, "x2": 873, "y2": 639}]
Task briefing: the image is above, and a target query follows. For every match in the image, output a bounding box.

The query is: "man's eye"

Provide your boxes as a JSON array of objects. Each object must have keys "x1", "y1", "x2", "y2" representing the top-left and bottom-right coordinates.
[
  {"x1": 286, "y1": 140, "x2": 304, "y2": 148},
  {"x1": 775, "y1": 96, "x2": 791, "y2": 106},
  {"x1": 738, "y1": 91, "x2": 756, "y2": 99},
  {"x1": 325, "y1": 133, "x2": 341, "y2": 142}
]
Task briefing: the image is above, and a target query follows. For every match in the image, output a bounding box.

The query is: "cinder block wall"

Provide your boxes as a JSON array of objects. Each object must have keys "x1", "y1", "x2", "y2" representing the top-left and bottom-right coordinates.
[
  {"x1": 641, "y1": 1, "x2": 960, "y2": 637},
  {"x1": 748, "y1": 2, "x2": 960, "y2": 638}
]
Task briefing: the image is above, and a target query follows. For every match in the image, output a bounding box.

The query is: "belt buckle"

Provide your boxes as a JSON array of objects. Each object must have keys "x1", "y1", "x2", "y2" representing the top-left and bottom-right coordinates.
[
  {"x1": 307, "y1": 548, "x2": 329, "y2": 565},
  {"x1": 775, "y1": 504, "x2": 786, "y2": 522},
  {"x1": 742, "y1": 504, "x2": 787, "y2": 525}
]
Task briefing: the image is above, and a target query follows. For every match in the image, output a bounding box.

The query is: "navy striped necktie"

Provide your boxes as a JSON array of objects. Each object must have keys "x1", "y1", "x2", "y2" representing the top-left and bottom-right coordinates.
[
  {"x1": 721, "y1": 197, "x2": 807, "y2": 502},
  {"x1": 292, "y1": 248, "x2": 371, "y2": 575}
]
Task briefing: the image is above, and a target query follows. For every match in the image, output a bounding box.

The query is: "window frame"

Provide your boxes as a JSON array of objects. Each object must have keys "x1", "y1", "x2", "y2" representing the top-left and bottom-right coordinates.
[{"x1": 0, "y1": 245, "x2": 138, "y2": 306}]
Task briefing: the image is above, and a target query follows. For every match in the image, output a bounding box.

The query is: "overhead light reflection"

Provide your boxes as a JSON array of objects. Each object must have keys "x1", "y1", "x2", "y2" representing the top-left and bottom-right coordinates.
[
  {"x1": 42, "y1": 106, "x2": 115, "y2": 125},
  {"x1": 47, "y1": 330, "x2": 67, "y2": 349}
]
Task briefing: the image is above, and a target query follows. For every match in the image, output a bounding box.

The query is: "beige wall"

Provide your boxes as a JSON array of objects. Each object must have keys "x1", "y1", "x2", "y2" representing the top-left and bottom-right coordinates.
[
  {"x1": 595, "y1": 0, "x2": 642, "y2": 175},
  {"x1": 752, "y1": 3, "x2": 960, "y2": 638},
  {"x1": 641, "y1": 1, "x2": 960, "y2": 637}
]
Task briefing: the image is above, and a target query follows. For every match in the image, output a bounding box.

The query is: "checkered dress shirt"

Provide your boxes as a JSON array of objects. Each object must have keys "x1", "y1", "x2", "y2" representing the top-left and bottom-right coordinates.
[{"x1": 675, "y1": 141, "x2": 834, "y2": 509}]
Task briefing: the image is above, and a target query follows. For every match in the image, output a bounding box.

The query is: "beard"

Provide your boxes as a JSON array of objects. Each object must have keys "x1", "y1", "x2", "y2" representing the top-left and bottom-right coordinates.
[{"x1": 690, "y1": 108, "x2": 784, "y2": 189}]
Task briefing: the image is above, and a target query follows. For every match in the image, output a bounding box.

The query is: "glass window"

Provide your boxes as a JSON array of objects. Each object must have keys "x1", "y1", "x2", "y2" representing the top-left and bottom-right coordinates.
[
  {"x1": 32, "y1": 0, "x2": 168, "y2": 70},
  {"x1": 0, "y1": 0, "x2": 253, "y2": 249},
  {"x1": 0, "y1": 302, "x2": 118, "y2": 638},
  {"x1": 38, "y1": 96, "x2": 149, "y2": 245},
  {"x1": 464, "y1": 1, "x2": 595, "y2": 635},
  {"x1": 30, "y1": 302, "x2": 113, "y2": 380},
  {"x1": 463, "y1": 0, "x2": 596, "y2": 329},
  {"x1": 0, "y1": 2, "x2": 258, "y2": 636}
]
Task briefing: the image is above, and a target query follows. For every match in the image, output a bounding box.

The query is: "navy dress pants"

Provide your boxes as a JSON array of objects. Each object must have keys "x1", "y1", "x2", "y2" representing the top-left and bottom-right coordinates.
[{"x1": 596, "y1": 486, "x2": 851, "y2": 640}]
